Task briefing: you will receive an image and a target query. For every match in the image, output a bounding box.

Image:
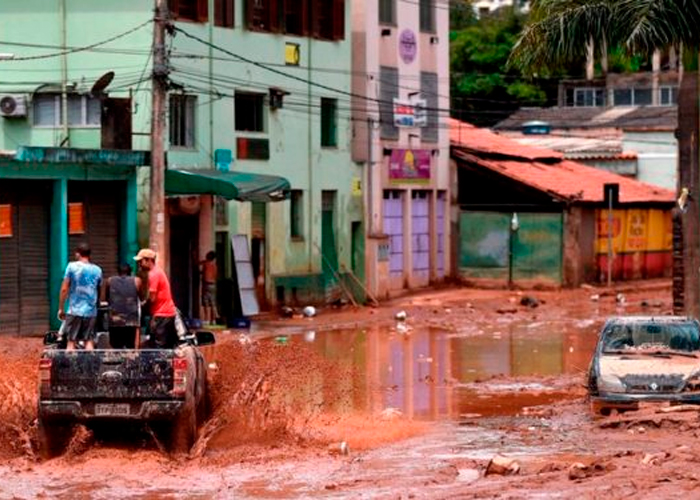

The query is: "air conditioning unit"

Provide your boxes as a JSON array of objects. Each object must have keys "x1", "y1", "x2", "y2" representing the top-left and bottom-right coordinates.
[{"x1": 0, "y1": 95, "x2": 27, "y2": 118}]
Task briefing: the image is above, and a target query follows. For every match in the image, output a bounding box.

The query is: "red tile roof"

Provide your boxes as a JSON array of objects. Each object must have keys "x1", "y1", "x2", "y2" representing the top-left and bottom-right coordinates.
[{"x1": 450, "y1": 119, "x2": 675, "y2": 205}]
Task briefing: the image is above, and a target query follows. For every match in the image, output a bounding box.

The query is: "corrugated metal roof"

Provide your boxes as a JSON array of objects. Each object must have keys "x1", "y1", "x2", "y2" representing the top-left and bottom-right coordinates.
[
  {"x1": 450, "y1": 119, "x2": 674, "y2": 205},
  {"x1": 494, "y1": 106, "x2": 677, "y2": 131}
]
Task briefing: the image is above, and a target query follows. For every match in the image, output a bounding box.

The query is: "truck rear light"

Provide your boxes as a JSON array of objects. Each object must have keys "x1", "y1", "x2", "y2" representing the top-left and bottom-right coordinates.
[
  {"x1": 39, "y1": 358, "x2": 52, "y2": 396},
  {"x1": 172, "y1": 357, "x2": 188, "y2": 396}
]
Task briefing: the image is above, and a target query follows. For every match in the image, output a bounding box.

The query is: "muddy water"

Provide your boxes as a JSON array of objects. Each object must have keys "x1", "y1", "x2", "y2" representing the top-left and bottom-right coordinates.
[{"x1": 264, "y1": 316, "x2": 602, "y2": 421}]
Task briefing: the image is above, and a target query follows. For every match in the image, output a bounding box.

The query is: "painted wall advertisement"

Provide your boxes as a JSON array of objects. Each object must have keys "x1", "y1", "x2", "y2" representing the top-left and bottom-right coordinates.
[
  {"x1": 389, "y1": 149, "x2": 431, "y2": 184},
  {"x1": 393, "y1": 98, "x2": 427, "y2": 128}
]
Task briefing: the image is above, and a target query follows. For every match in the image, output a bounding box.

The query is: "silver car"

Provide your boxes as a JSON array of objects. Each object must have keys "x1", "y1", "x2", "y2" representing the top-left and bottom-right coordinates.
[{"x1": 587, "y1": 316, "x2": 700, "y2": 415}]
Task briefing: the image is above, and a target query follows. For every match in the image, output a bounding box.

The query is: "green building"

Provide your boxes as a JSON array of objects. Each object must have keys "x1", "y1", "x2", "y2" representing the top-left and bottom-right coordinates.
[{"x1": 0, "y1": 0, "x2": 361, "y2": 334}]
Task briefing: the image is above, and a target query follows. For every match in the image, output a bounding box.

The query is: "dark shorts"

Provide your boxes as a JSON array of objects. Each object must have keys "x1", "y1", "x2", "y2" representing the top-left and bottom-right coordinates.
[
  {"x1": 149, "y1": 316, "x2": 177, "y2": 349},
  {"x1": 110, "y1": 327, "x2": 138, "y2": 349},
  {"x1": 201, "y1": 282, "x2": 215, "y2": 307},
  {"x1": 63, "y1": 314, "x2": 97, "y2": 342}
]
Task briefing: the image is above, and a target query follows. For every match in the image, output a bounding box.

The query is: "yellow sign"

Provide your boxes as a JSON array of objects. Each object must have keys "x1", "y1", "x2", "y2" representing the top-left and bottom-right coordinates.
[
  {"x1": 596, "y1": 208, "x2": 671, "y2": 254},
  {"x1": 0, "y1": 204, "x2": 12, "y2": 238},
  {"x1": 352, "y1": 177, "x2": 362, "y2": 196},
  {"x1": 285, "y1": 42, "x2": 300, "y2": 66}
]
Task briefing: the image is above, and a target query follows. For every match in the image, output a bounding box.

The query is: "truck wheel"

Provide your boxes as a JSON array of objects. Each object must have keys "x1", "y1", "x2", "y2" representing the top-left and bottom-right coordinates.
[
  {"x1": 37, "y1": 417, "x2": 73, "y2": 460},
  {"x1": 170, "y1": 398, "x2": 197, "y2": 455}
]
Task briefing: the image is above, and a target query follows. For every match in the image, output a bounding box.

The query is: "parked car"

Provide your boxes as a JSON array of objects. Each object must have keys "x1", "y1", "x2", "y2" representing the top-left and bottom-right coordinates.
[
  {"x1": 37, "y1": 316, "x2": 215, "y2": 459},
  {"x1": 587, "y1": 316, "x2": 700, "y2": 415}
]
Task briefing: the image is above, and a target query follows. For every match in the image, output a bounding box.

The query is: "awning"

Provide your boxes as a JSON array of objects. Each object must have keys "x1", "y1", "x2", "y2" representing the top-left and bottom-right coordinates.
[{"x1": 165, "y1": 169, "x2": 290, "y2": 202}]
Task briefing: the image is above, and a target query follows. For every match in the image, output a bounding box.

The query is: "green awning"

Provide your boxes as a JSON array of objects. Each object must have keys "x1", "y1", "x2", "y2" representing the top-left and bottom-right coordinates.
[{"x1": 165, "y1": 169, "x2": 290, "y2": 202}]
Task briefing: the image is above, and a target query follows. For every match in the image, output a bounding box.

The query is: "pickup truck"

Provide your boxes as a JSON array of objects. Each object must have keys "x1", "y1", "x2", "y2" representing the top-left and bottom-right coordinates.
[{"x1": 37, "y1": 327, "x2": 215, "y2": 458}]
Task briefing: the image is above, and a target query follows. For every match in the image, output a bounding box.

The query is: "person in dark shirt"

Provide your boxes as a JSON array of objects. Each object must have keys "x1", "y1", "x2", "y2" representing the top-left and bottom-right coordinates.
[{"x1": 106, "y1": 263, "x2": 142, "y2": 349}]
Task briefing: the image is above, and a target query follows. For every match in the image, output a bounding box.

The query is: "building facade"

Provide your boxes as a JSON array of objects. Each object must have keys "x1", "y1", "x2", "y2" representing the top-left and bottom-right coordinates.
[
  {"x1": 351, "y1": 0, "x2": 451, "y2": 299},
  {"x1": 0, "y1": 0, "x2": 359, "y2": 334}
]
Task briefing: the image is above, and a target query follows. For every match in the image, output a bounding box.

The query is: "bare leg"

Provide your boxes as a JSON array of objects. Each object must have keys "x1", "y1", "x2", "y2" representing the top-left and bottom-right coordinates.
[
  {"x1": 134, "y1": 327, "x2": 140, "y2": 349},
  {"x1": 85, "y1": 340, "x2": 95, "y2": 350},
  {"x1": 66, "y1": 341, "x2": 75, "y2": 351}
]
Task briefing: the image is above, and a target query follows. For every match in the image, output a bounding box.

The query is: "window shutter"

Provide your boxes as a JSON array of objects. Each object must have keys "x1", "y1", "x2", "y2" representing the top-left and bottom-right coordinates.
[
  {"x1": 245, "y1": 0, "x2": 254, "y2": 28},
  {"x1": 332, "y1": 0, "x2": 344, "y2": 40},
  {"x1": 310, "y1": 0, "x2": 319, "y2": 37},
  {"x1": 300, "y1": 0, "x2": 309, "y2": 35},
  {"x1": 379, "y1": 66, "x2": 399, "y2": 140},
  {"x1": 268, "y1": 0, "x2": 280, "y2": 32},
  {"x1": 168, "y1": 0, "x2": 180, "y2": 17},
  {"x1": 226, "y1": 0, "x2": 234, "y2": 27},
  {"x1": 421, "y1": 72, "x2": 439, "y2": 143},
  {"x1": 215, "y1": 0, "x2": 224, "y2": 25},
  {"x1": 197, "y1": 0, "x2": 208, "y2": 22}
]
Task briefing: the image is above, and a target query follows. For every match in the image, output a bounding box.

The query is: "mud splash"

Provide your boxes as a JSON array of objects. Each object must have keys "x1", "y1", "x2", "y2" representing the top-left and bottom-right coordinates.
[{"x1": 0, "y1": 351, "x2": 38, "y2": 460}]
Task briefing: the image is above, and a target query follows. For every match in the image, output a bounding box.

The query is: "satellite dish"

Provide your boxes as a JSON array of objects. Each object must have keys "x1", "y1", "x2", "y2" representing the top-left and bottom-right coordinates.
[{"x1": 90, "y1": 71, "x2": 115, "y2": 97}]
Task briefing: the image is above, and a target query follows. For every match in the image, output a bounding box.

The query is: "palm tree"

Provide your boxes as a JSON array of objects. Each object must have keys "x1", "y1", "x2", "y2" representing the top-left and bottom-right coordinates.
[{"x1": 509, "y1": 0, "x2": 700, "y2": 317}]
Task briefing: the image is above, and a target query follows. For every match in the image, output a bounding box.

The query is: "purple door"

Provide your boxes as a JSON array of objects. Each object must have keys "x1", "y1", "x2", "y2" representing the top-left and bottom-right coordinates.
[
  {"x1": 383, "y1": 191, "x2": 404, "y2": 283},
  {"x1": 411, "y1": 191, "x2": 430, "y2": 284}
]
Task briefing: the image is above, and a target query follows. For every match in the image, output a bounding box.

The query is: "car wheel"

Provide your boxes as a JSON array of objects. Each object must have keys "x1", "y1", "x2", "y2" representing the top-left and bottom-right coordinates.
[
  {"x1": 590, "y1": 400, "x2": 611, "y2": 417},
  {"x1": 170, "y1": 397, "x2": 197, "y2": 455},
  {"x1": 37, "y1": 416, "x2": 73, "y2": 460}
]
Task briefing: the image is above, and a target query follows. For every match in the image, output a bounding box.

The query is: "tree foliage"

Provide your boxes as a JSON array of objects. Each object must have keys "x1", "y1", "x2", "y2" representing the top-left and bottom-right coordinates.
[{"x1": 450, "y1": 6, "x2": 555, "y2": 126}]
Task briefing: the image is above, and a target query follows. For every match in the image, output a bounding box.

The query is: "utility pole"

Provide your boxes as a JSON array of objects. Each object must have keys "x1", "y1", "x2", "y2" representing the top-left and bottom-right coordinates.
[{"x1": 150, "y1": 0, "x2": 168, "y2": 259}]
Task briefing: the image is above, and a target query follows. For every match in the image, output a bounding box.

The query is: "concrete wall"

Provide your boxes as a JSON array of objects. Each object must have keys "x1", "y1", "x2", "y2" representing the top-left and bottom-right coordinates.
[
  {"x1": 622, "y1": 131, "x2": 677, "y2": 190},
  {"x1": 352, "y1": 0, "x2": 450, "y2": 298},
  {"x1": 0, "y1": 0, "x2": 363, "y2": 306}
]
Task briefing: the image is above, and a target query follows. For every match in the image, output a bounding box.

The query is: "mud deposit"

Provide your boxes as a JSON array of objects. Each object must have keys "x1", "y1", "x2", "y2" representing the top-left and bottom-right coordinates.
[{"x1": 2, "y1": 280, "x2": 696, "y2": 499}]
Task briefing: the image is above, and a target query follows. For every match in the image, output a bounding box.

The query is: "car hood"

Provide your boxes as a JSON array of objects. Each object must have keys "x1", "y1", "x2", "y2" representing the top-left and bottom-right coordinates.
[{"x1": 600, "y1": 354, "x2": 700, "y2": 380}]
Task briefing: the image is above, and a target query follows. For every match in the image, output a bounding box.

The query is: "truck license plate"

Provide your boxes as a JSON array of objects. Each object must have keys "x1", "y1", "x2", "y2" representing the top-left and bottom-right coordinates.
[{"x1": 94, "y1": 403, "x2": 130, "y2": 416}]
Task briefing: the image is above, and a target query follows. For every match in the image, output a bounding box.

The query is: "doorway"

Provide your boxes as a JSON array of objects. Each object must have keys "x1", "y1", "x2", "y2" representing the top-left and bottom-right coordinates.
[
  {"x1": 169, "y1": 214, "x2": 199, "y2": 319},
  {"x1": 250, "y1": 202, "x2": 267, "y2": 309}
]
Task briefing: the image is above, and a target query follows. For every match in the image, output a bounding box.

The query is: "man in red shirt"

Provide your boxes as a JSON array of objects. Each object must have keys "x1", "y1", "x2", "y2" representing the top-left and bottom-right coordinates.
[{"x1": 133, "y1": 248, "x2": 178, "y2": 348}]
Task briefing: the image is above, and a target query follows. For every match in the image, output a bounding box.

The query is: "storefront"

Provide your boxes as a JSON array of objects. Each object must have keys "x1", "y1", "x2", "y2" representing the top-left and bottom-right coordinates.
[
  {"x1": 0, "y1": 146, "x2": 142, "y2": 335},
  {"x1": 369, "y1": 148, "x2": 450, "y2": 298}
]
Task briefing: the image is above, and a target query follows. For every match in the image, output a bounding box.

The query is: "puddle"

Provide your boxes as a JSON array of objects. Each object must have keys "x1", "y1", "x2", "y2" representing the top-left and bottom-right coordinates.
[{"x1": 255, "y1": 317, "x2": 603, "y2": 421}]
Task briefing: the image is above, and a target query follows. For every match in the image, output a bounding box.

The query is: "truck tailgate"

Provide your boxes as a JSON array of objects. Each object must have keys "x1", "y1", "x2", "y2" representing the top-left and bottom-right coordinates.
[{"x1": 46, "y1": 350, "x2": 176, "y2": 399}]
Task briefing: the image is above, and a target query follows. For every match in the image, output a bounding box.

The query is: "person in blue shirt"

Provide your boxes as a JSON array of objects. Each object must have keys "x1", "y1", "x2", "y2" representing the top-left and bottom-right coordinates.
[{"x1": 58, "y1": 243, "x2": 103, "y2": 351}]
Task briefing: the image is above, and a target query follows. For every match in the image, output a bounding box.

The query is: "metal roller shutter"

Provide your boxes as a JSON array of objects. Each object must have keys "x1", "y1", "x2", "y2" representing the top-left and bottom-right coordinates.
[
  {"x1": 0, "y1": 181, "x2": 51, "y2": 336},
  {"x1": 68, "y1": 182, "x2": 120, "y2": 279}
]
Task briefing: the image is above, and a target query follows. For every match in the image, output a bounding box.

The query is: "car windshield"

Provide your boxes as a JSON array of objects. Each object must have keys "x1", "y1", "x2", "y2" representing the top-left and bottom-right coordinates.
[{"x1": 602, "y1": 322, "x2": 700, "y2": 353}]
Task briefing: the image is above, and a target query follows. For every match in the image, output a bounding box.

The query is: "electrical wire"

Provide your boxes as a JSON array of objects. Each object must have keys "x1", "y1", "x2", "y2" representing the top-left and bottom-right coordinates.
[{"x1": 0, "y1": 20, "x2": 151, "y2": 61}]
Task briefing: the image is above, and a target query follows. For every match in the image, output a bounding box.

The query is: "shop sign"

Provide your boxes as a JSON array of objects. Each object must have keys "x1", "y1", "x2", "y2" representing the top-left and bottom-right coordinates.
[
  {"x1": 398, "y1": 29, "x2": 417, "y2": 64},
  {"x1": 389, "y1": 149, "x2": 431, "y2": 184},
  {"x1": 68, "y1": 202, "x2": 85, "y2": 235},
  {"x1": 0, "y1": 204, "x2": 12, "y2": 238},
  {"x1": 393, "y1": 98, "x2": 427, "y2": 127},
  {"x1": 15, "y1": 146, "x2": 149, "y2": 166}
]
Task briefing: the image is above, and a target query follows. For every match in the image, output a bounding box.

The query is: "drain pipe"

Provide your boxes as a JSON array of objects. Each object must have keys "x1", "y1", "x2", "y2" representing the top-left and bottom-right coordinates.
[{"x1": 60, "y1": 0, "x2": 69, "y2": 147}]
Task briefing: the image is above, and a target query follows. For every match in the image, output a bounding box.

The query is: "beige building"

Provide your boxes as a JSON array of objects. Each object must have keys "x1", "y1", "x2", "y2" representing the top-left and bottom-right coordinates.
[{"x1": 352, "y1": 0, "x2": 451, "y2": 299}]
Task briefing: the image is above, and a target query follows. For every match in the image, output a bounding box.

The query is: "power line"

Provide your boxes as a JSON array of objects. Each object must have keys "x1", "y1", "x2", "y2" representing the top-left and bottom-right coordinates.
[{"x1": 0, "y1": 20, "x2": 151, "y2": 61}]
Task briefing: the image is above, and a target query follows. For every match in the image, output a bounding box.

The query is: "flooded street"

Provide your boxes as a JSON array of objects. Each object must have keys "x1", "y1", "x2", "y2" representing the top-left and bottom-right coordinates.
[{"x1": 4, "y1": 280, "x2": 699, "y2": 499}]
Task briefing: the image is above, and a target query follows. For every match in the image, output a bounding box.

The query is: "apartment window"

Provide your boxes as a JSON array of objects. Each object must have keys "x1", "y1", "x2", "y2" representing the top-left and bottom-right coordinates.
[
  {"x1": 633, "y1": 88, "x2": 652, "y2": 106},
  {"x1": 660, "y1": 86, "x2": 678, "y2": 106},
  {"x1": 235, "y1": 92, "x2": 265, "y2": 132},
  {"x1": 33, "y1": 93, "x2": 101, "y2": 127},
  {"x1": 419, "y1": 0, "x2": 435, "y2": 33},
  {"x1": 283, "y1": 0, "x2": 308, "y2": 35},
  {"x1": 290, "y1": 190, "x2": 304, "y2": 239},
  {"x1": 169, "y1": 0, "x2": 208, "y2": 22},
  {"x1": 379, "y1": 0, "x2": 396, "y2": 25},
  {"x1": 246, "y1": 0, "x2": 279, "y2": 31},
  {"x1": 574, "y1": 88, "x2": 605, "y2": 107},
  {"x1": 613, "y1": 89, "x2": 632, "y2": 106},
  {"x1": 169, "y1": 94, "x2": 196, "y2": 148},
  {"x1": 214, "y1": 0, "x2": 234, "y2": 27},
  {"x1": 321, "y1": 98, "x2": 338, "y2": 147},
  {"x1": 311, "y1": 0, "x2": 345, "y2": 40},
  {"x1": 421, "y1": 71, "x2": 439, "y2": 143},
  {"x1": 379, "y1": 66, "x2": 399, "y2": 140}
]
